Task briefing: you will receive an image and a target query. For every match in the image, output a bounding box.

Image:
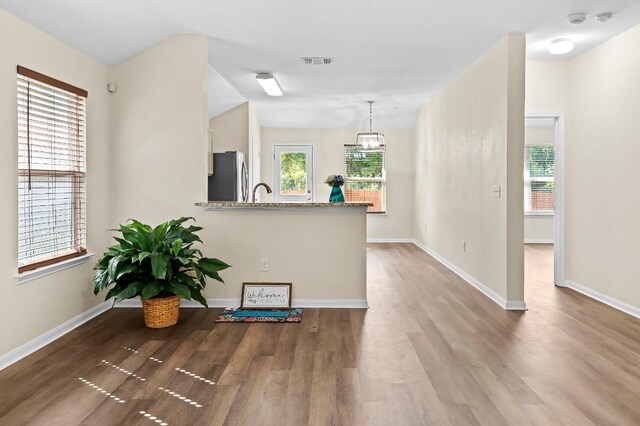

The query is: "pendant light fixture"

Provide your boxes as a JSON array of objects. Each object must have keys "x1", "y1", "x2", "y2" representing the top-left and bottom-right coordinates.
[{"x1": 356, "y1": 101, "x2": 385, "y2": 150}]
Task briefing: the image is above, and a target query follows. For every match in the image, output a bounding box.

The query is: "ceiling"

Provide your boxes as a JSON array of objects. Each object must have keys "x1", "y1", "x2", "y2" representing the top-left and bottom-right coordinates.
[{"x1": 2, "y1": 0, "x2": 640, "y2": 128}]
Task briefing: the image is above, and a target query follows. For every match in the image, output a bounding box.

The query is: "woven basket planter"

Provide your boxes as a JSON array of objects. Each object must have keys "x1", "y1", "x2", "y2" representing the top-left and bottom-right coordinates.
[{"x1": 142, "y1": 295, "x2": 181, "y2": 328}]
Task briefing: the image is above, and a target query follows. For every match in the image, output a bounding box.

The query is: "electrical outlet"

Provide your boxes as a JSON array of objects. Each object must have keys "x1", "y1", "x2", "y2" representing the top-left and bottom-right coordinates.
[{"x1": 260, "y1": 257, "x2": 269, "y2": 272}]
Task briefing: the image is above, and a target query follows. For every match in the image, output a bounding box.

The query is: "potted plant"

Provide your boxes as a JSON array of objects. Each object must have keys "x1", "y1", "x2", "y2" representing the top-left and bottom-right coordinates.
[
  {"x1": 325, "y1": 174, "x2": 345, "y2": 203},
  {"x1": 93, "y1": 217, "x2": 230, "y2": 328}
]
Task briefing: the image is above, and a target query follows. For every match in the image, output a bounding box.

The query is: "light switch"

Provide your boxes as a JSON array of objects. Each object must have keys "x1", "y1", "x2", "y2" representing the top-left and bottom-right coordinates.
[{"x1": 492, "y1": 185, "x2": 501, "y2": 198}]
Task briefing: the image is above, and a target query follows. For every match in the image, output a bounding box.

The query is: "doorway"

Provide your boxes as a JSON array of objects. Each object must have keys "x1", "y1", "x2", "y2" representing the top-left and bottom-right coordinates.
[
  {"x1": 272, "y1": 144, "x2": 314, "y2": 202},
  {"x1": 524, "y1": 114, "x2": 564, "y2": 287}
]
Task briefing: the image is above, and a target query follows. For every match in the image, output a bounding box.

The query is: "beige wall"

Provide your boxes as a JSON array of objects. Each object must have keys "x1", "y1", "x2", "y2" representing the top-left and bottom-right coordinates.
[
  {"x1": 108, "y1": 36, "x2": 367, "y2": 304},
  {"x1": 525, "y1": 61, "x2": 570, "y2": 113},
  {"x1": 566, "y1": 24, "x2": 640, "y2": 309},
  {"x1": 526, "y1": 26, "x2": 640, "y2": 311},
  {"x1": 196, "y1": 209, "x2": 367, "y2": 302},
  {"x1": 414, "y1": 34, "x2": 526, "y2": 305},
  {"x1": 0, "y1": 10, "x2": 111, "y2": 356},
  {"x1": 209, "y1": 102, "x2": 249, "y2": 154},
  {"x1": 109, "y1": 35, "x2": 209, "y2": 225},
  {"x1": 524, "y1": 61, "x2": 570, "y2": 244},
  {"x1": 209, "y1": 101, "x2": 262, "y2": 191},
  {"x1": 261, "y1": 128, "x2": 416, "y2": 240}
]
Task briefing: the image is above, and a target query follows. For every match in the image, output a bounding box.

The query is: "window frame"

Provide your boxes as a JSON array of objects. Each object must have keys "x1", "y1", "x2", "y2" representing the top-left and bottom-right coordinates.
[
  {"x1": 17, "y1": 66, "x2": 88, "y2": 274},
  {"x1": 343, "y1": 144, "x2": 387, "y2": 214}
]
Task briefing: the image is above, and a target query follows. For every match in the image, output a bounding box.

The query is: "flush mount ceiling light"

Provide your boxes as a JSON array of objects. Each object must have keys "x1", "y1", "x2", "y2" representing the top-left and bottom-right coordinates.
[
  {"x1": 548, "y1": 38, "x2": 575, "y2": 55},
  {"x1": 255, "y1": 73, "x2": 283, "y2": 96},
  {"x1": 355, "y1": 101, "x2": 385, "y2": 150}
]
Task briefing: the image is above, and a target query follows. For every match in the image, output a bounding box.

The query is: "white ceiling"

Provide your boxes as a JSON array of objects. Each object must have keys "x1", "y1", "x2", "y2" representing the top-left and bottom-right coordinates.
[
  {"x1": 2, "y1": 0, "x2": 640, "y2": 128},
  {"x1": 206, "y1": 65, "x2": 246, "y2": 119}
]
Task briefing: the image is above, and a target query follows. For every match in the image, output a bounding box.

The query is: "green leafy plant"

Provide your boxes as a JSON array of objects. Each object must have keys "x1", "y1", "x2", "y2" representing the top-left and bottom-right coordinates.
[
  {"x1": 280, "y1": 152, "x2": 307, "y2": 192},
  {"x1": 324, "y1": 174, "x2": 345, "y2": 187},
  {"x1": 93, "y1": 217, "x2": 230, "y2": 307}
]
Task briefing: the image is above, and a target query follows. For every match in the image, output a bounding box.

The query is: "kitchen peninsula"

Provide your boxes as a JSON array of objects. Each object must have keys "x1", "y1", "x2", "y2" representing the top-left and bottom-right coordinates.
[{"x1": 193, "y1": 201, "x2": 371, "y2": 308}]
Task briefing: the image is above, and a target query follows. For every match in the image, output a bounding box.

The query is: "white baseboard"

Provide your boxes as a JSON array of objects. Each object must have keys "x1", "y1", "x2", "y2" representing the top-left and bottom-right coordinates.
[
  {"x1": 0, "y1": 300, "x2": 112, "y2": 371},
  {"x1": 505, "y1": 301, "x2": 528, "y2": 310},
  {"x1": 114, "y1": 298, "x2": 368, "y2": 309},
  {"x1": 524, "y1": 239, "x2": 554, "y2": 244},
  {"x1": 564, "y1": 280, "x2": 640, "y2": 320},
  {"x1": 412, "y1": 240, "x2": 526, "y2": 311},
  {"x1": 292, "y1": 299, "x2": 368, "y2": 308},
  {"x1": 367, "y1": 238, "x2": 414, "y2": 243}
]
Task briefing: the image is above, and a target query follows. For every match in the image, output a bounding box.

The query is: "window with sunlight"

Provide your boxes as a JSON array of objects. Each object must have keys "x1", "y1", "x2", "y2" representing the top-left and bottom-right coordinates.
[
  {"x1": 343, "y1": 145, "x2": 386, "y2": 213},
  {"x1": 524, "y1": 145, "x2": 555, "y2": 215},
  {"x1": 17, "y1": 66, "x2": 87, "y2": 273}
]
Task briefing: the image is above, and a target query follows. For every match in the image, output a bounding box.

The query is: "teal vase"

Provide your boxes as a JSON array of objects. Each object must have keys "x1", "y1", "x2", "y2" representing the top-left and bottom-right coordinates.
[{"x1": 329, "y1": 186, "x2": 345, "y2": 203}]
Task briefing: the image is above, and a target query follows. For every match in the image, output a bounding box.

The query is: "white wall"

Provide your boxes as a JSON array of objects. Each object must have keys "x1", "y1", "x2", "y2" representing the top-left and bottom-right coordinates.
[
  {"x1": 414, "y1": 34, "x2": 526, "y2": 306},
  {"x1": 0, "y1": 10, "x2": 111, "y2": 356},
  {"x1": 566, "y1": 24, "x2": 640, "y2": 310},
  {"x1": 261, "y1": 128, "x2": 415, "y2": 240}
]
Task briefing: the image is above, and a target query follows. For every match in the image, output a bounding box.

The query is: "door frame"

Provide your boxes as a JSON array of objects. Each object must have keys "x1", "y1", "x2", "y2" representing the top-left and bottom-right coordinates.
[
  {"x1": 525, "y1": 113, "x2": 565, "y2": 287},
  {"x1": 271, "y1": 143, "x2": 316, "y2": 202},
  {"x1": 250, "y1": 137, "x2": 261, "y2": 199}
]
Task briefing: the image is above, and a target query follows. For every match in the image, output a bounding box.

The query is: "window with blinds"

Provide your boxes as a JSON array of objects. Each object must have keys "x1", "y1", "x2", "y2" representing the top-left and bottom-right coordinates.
[
  {"x1": 17, "y1": 66, "x2": 88, "y2": 273},
  {"x1": 343, "y1": 145, "x2": 386, "y2": 213},
  {"x1": 524, "y1": 145, "x2": 555, "y2": 214}
]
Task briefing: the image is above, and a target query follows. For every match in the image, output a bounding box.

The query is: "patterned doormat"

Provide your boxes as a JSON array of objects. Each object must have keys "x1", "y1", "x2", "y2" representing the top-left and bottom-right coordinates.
[{"x1": 215, "y1": 308, "x2": 303, "y2": 323}]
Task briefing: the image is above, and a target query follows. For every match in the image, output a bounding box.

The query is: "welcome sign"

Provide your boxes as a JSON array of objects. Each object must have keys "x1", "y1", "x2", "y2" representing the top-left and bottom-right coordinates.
[{"x1": 241, "y1": 283, "x2": 292, "y2": 309}]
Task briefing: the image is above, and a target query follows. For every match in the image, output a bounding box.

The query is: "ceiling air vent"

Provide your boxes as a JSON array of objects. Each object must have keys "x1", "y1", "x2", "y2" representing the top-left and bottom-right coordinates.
[{"x1": 301, "y1": 57, "x2": 334, "y2": 65}]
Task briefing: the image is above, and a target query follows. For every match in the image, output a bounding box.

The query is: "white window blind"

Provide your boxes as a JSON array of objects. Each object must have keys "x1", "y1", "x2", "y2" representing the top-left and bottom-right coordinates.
[
  {"x1": 524, "y1": 145, "x2": 555, "y2": 214},
  {"x1": 343, "y1": 145, "x2": 386, "y2": 213},
  {"x1": 17, "y1": 66, "x2": 88, "y2": 273}
]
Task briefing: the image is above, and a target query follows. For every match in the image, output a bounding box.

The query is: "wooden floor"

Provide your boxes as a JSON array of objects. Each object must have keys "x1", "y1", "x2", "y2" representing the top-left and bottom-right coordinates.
[{"x1": 1, "y1": 243, "x2": 640, "y2": 425}]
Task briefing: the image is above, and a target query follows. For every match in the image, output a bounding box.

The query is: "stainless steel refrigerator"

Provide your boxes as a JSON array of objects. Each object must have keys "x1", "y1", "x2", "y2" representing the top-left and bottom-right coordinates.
[{"x1": 207, "y1": 151, "x2": 248, "y2": 202}]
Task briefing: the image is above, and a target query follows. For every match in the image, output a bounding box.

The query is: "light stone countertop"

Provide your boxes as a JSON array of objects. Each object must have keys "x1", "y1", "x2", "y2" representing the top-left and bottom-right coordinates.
[{"x1": 195, "y1": 201, "x2": 372, "y2": 210}]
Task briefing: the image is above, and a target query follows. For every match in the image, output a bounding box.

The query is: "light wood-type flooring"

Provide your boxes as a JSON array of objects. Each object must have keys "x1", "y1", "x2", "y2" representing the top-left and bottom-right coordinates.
[{"x1": 1, "y1": 243, "x2": 640, "y2": 425}]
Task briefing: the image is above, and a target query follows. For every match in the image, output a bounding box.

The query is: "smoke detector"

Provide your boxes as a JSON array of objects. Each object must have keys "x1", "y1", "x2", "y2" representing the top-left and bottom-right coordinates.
[
  {"x1": 568, "y1": 13, "x2": 587, "y2": 24},
  {"x1": 595, "y1": 12, "x2": 614, "y2": 23},
  {"x1": 301, "y1": 57, "x2": 334, "y2": 65}
]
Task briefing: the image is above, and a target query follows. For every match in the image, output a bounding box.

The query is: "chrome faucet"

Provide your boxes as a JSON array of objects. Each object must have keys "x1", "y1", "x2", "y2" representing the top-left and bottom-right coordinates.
[{"x1": 252, "y1": 182, "x2": 272, "y2": 203}]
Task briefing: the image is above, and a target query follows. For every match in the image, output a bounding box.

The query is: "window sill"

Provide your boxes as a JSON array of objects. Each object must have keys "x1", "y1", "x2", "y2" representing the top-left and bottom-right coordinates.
[
  {"x1": 367, "y1": 212, "x2": 387, "y2": 216},
  {"x1": 15, "y1": 253, "x2": 95, "y2": 284},
  {"x1": 525, "y1": 212, "x2": 554, "y2": 217}
]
